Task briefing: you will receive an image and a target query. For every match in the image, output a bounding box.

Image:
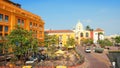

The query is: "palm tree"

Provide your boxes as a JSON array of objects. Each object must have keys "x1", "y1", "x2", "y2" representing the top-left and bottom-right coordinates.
[
  {"x1": 85, "y1": 25, "x2": 94, "y2": 31},
  {"x1": 86, "y1": 25, "x2": 90, "y2": 31}
]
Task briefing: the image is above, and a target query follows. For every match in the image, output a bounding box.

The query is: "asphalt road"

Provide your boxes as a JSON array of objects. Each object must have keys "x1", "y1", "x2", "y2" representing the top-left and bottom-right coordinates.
[{"x1": 76, "y1": 45, "x2": 108, "y2": 68}]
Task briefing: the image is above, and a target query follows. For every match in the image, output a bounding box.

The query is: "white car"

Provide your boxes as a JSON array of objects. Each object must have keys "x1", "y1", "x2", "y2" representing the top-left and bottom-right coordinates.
[
  {"x1": 85, "y1": 48, "x2": 91, "y2": 53},
  {"x1": 25, "y1": 56, "x2": 38, "y2": 64}
]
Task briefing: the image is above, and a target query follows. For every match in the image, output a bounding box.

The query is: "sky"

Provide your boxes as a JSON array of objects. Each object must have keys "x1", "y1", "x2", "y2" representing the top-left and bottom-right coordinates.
[{"x1": 11, "y1": 0, "x2": 120, "y2": 35}]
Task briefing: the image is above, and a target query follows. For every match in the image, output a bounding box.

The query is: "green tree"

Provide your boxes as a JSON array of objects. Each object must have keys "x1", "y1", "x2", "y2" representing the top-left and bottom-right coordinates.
[
  {"x1": 44, "y1": 34, "x2": 50, "y2": 47},
  {"x1": 98, "y1": 39, "x2": 113, "y2": 48},
  {"x1": 114, "y1": 36, "x2": 120, "y2": 43},
  {"x1": 51, "y1": 35, "x2": 59, "y2": 45},
  {"x1": 44, "y1": 34, "x2": 59, "y2": 47},
  {"x1": 81, "y1": 38, "x2": 93, "y2": 46},
  {"x1": 0, "y1": 37, "x2": 9, "y2": 54},
  {"x1": 86, "y1": 25, "x2": 90, "y2": 31},
  {"x1": 65, "y1": 37, "x2": 75, "y2": 48},
  {"x1": 85, "y1": 25, "x2": 93, "y2": 31},
  {"x1": 0, "y1": 37, "x2": 10, "y2": 66},
  {"x1": 7, "y1": 25, "x2": 38, "y2": 63},
  {"x1": 44, "y1": 34, "x2": 59, "y2": 59}
]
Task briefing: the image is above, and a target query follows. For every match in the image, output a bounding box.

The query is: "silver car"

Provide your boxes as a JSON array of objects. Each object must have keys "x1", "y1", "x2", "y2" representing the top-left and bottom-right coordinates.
[{"x1": 85, "y1": 48, "x2": 91, "y2": 53}]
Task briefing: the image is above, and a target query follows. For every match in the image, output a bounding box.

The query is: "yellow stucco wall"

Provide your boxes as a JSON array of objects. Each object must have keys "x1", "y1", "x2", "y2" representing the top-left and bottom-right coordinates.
[
  {"x1": 48, "y1": 32, "x2": 75, "y2": 46},
  {"x1": 0, "y1": 1, "x2": 44, "y2": 44},
  {"x1": 77, "y1": 30, "x2": 91, "y2": 44}
]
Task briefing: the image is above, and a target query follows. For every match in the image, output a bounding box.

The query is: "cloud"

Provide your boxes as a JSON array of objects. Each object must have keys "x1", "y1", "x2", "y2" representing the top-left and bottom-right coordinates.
[{"x1": 82, "y1": 19, "x2": 92, "y2": 23}]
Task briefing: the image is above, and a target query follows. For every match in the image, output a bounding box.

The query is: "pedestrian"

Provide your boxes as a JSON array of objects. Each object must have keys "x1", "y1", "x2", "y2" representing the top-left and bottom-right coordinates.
[{"x1": 112, "y1": 61, "x2": 115, "y2": 68}]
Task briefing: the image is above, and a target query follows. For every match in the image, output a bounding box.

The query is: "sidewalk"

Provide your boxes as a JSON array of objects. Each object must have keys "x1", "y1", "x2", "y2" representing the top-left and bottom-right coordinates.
[{"x1": 91, "y1": 49, "x2": 112, "y2": 68}]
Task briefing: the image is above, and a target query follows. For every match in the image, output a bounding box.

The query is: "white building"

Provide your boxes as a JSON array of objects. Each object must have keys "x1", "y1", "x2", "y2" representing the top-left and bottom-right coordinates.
[
  {"x1": 73, "y1": 20, "x2": 91, "y2": 44},
  {"x1": 73, "y1": 20, "x2": 104, "y2": 44},
  {"x1": 93, "y1": 28, "x2": 104, "y2": 44}
]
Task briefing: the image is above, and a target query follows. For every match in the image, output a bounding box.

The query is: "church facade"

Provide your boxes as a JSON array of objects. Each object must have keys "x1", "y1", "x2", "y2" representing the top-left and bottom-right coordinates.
[{"x1": 73, "y1": 20, "x2": 104, "y2": 44}]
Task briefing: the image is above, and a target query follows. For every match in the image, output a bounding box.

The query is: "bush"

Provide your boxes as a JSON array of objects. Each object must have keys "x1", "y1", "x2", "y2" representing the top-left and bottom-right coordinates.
[
  {"x1": 95, "y1": 48, "x2": 104, "y2": 53},
  {"x1": 98, "y1": 39, "x2": 113, "y2": 48}
]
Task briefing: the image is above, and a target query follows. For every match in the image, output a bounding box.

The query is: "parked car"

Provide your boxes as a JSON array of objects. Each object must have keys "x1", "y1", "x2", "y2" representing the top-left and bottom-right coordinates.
[
  {"x1": 31, "y1": 53, "x2": 47, "y2": 62},
  {"x1": 85, "y1": 48, "x2": 91, "y2": 53},
  {"x1": 37, "y1": 54, "x2": 46, "y2": 62},
  {"x1": 25, "y1": 56, "x2": 38, "y2": 65},
  {"x1": 0, "y1": 54, "x2": 12, "y2": 62},
  {"x1": 95, "y1": 47, "x2": 104, "y2": 53}
]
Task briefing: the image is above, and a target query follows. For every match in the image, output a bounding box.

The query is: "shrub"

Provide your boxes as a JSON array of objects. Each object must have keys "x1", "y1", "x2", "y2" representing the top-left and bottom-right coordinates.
[
  {"x1": 98, "y1": 39, "x2": 113, "y2": 48},
  {"x1": 95, "y1": 48, "x2": 104, "y2": 53}
]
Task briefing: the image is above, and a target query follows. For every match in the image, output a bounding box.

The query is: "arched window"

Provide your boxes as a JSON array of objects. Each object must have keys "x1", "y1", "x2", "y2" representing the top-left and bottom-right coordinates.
[
  {"x1": 80, "y1": 32, "x2": 83, "y2": 37},
  {"x1": 86, "y1": 32, "x2": 89, "y2": 37}
]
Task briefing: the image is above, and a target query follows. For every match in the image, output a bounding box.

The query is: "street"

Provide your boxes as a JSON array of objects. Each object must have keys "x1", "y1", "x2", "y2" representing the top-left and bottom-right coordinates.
[{"x1": 76, "y1": 45, "x2": 109, "y2": 68}]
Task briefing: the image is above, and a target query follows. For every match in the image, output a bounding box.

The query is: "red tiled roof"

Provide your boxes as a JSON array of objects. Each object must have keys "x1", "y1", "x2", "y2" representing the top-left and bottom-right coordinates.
[
  {"x1": 94, "y1": 28, "x2": 104, "y2": 31},
  {"x1": 45, "y1": 30, "x2": 74, "y2": 33}
]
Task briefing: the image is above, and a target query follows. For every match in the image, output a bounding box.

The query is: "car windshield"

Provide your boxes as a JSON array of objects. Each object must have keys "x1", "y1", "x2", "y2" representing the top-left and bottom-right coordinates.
[{"x1": 86, "y1": 48, "x2": 90, "y2": 50}]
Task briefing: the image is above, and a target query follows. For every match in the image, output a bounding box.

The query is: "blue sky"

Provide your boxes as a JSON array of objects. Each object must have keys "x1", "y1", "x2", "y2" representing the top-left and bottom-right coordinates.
[{"x1": 11, "y1": 0, "x2": 120, "y2": 35}]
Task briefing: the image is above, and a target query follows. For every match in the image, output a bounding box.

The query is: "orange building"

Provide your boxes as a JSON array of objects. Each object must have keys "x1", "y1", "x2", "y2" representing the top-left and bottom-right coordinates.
[{"x1": 0, "y1": 0, "x2": 44, "y2": 44}]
